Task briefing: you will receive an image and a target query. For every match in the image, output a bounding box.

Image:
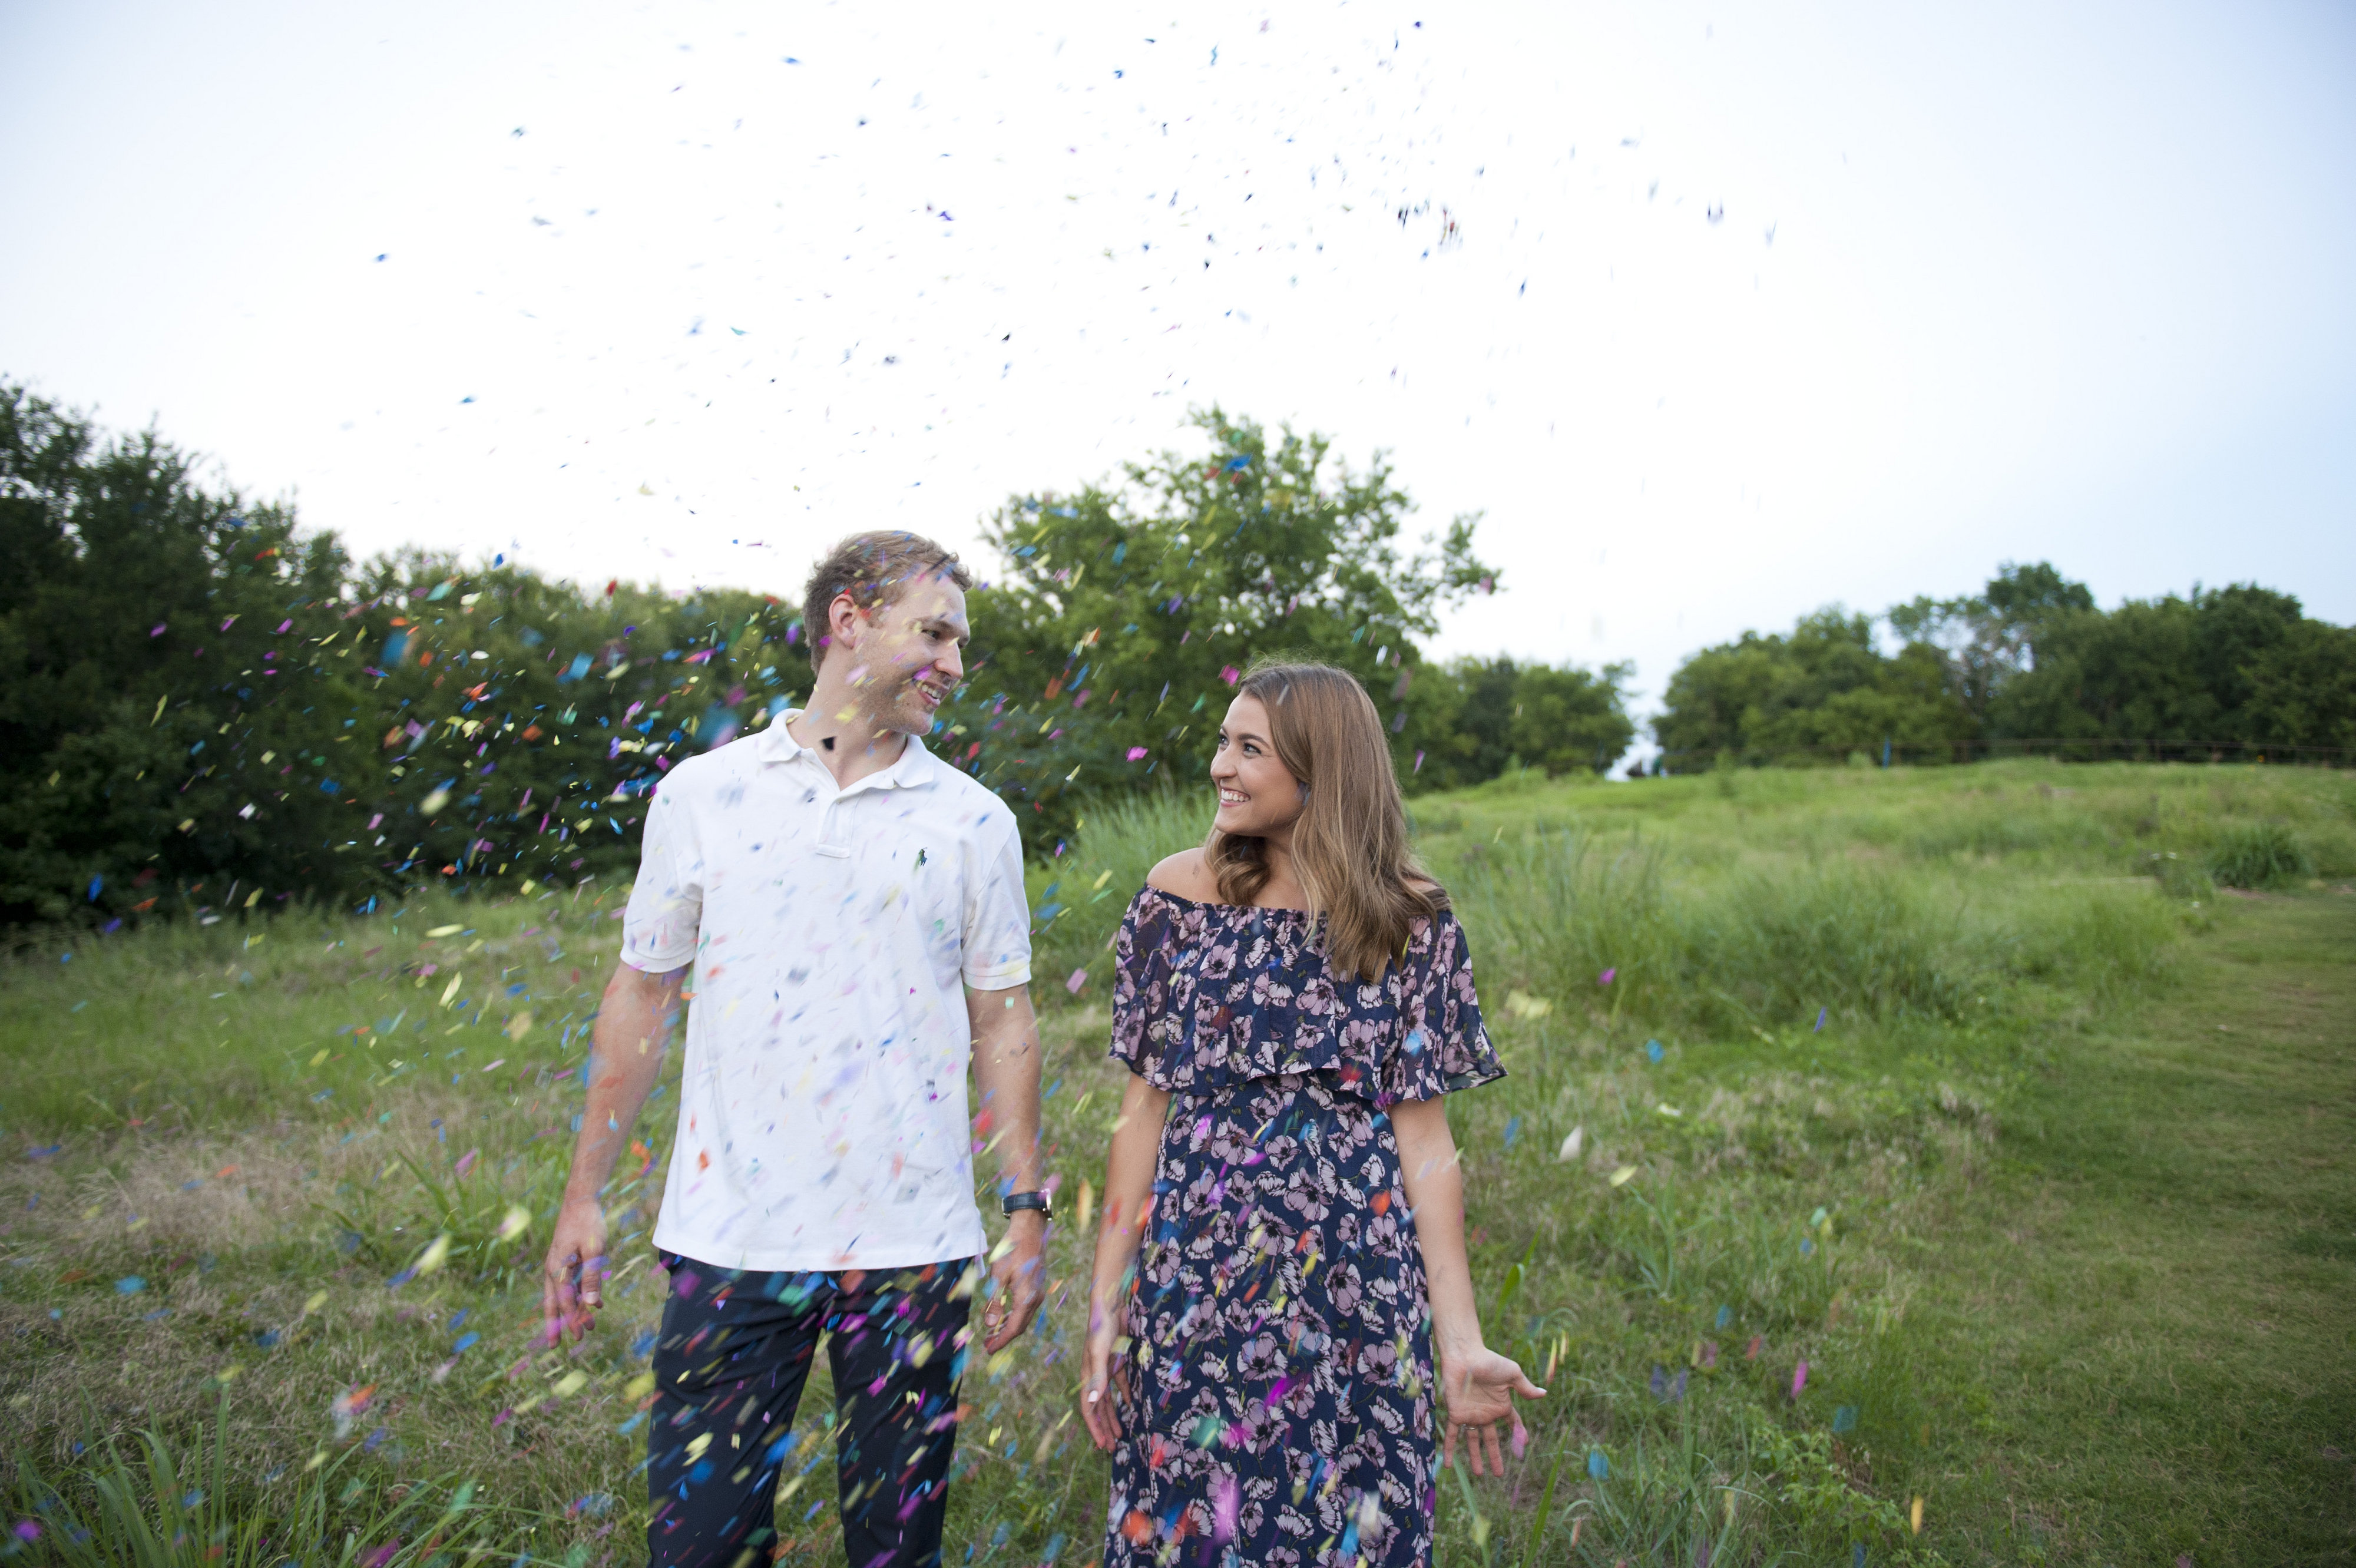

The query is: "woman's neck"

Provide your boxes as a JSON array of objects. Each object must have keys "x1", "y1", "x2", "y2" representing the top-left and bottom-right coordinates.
[{"x1": 1255, "y1": 828, "x2": 1308, "y2": 909}]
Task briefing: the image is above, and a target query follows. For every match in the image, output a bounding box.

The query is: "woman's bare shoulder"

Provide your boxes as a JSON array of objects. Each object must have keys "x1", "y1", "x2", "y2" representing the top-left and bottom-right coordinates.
[{"x1": 1145, "y1": 848, "x2": 1219, "y2": 901}]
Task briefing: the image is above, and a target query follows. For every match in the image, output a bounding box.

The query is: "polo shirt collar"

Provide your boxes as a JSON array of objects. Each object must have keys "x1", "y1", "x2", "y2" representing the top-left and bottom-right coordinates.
[{"x1": 755, "y1": 709, "x2": 939, "y2": 790}]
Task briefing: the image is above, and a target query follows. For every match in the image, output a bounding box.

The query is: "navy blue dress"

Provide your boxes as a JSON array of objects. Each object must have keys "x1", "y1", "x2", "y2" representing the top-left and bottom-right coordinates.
[{"x1": 1101, "y1": 888, "x2": 1501, "y2": 1568}]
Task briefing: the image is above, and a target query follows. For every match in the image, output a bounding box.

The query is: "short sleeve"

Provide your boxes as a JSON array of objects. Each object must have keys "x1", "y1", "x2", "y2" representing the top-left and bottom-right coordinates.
[
  {"x1": 959, "y1": 811, "x2": 1033, "y2": 990},
  {"x1": 1107, "y1": 889, "x2": 1177, "y2": 1083},
  {"x1": 1382, "y1": 912, "x2": 1503, "y2": 1103},
  {"x1": 620, "y1": 782, "x2": 704, "y2": 972}
]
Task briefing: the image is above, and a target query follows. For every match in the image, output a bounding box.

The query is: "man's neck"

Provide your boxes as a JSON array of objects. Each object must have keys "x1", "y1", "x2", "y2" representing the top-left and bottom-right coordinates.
[{"x1": 786, "y1": 682, "x2": 911, "y2": 791}]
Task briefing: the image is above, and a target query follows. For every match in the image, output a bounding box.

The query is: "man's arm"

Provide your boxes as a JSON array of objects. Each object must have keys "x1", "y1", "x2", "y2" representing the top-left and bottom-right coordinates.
[
  {"x1": 541, "y1": 960, "x2": 684, "y2": 1343},
  {"x1": 967, "y1": 981, "x2": 1046, "y2": 1353}
]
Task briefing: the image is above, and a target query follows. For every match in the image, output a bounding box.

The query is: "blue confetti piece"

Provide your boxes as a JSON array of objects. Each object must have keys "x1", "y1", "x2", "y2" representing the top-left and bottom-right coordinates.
[
  {"x1": 1853, "y1": 1544, "x2": 1867, "y2": 1568},
  {"x1": 452, "y1": 1331, "x2": 480, "y2": 1354},
  {"x1": 1815, "y1": 1007, "x2": 1828, "y2": 1033},
  {"x1": 87, "y1": 875, "x2": 103, "y2": 902},
  {"x1": 1644, "y1": 1040, "x2": 1664, "y2": 1063},
  {"x1": 1503, "y1": 1116, "x2": 1522, "y2": 1150},
  {"x1": 1587, "y1": 1448, "x2": 1610, "y2": 1480},
  {"x1": 1715, "y1": 1304, "x2": 1732, "y2": 1329},
  {"x1": 1649, "y1": 1364, "x2": 1666, "y2": 1398},
  {"x1": 115, "y1": 1276, "x2": 145, "y2": 1295},
  {"x1": 1833, "y1": 1404, "x2": 1858, "y2": 1433}
]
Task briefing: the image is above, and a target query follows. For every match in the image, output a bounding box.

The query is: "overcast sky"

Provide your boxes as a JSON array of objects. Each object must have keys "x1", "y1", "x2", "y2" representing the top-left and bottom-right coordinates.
[{"x1": 5, "y1": 0, "x2": 2352, "y2": 746}]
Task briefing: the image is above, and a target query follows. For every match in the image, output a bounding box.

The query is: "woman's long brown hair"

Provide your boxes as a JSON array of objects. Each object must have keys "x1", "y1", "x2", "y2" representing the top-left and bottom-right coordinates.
[{"x1": 1204, "y1": 659, "x2": 1445, "y2": 981}]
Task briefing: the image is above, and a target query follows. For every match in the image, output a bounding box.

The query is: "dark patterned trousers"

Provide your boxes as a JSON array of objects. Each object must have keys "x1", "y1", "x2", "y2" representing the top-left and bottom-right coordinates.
[{"x1": 646, "y1": 1253, "x2": 973, "y2": 1568}]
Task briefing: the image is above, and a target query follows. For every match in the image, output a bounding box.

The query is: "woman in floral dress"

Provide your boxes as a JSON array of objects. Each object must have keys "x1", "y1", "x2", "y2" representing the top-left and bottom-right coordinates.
[{"x1": 1080, "y1": 660, "x2": 1543, "y2": 1568}]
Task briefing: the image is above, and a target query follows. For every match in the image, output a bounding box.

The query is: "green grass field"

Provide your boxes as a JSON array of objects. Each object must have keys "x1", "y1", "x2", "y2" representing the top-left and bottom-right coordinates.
[{"x1": 4, "y1": 760, "x2": 2352, "y2": 1566}]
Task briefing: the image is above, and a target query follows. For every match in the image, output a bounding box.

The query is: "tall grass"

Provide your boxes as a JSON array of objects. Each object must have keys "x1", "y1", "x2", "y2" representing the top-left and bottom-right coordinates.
[
  {"x1": 8, "y1": 1394, "x2": 545, "y2": 1567},
  {"x1": 2206, "y1": 821, "x2": 2315, "y2": 888},
  {"x1": 1444, "y1": 829, "x2": 2176, "y2": 1039}
]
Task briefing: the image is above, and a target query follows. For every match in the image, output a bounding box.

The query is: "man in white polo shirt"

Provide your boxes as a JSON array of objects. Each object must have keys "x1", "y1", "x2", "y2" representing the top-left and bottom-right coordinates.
[{"x1": 541, "y1": 531, "x2": 1048, "y2": 1568}]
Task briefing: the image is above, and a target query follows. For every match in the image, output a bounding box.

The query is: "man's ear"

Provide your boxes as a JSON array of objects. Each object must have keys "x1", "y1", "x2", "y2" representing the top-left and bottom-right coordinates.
[{"x1": 827, "y1": 590, "x2": 867, "y2": 653}]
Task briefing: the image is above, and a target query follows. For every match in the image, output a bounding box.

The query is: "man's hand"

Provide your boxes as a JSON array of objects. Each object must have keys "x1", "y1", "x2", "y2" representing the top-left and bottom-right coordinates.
[
  {"x1": 980, "y1": 1210, "x2": 1047, "y2": 1353},
  {"x1": 541, "y1": 1195, "x2": 608, "y2": 1346},
  {"x1": 1441, "y1": 1344, "x2": 1546, "y2": 1476}
]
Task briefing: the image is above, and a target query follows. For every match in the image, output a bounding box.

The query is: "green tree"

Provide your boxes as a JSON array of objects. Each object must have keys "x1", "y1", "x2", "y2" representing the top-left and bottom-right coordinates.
[
  {"x1": 1656, "y1": 608, "x2": 1973, "y2": 769},
  {"x1": 1508, "y1": 661, "x2": 1636, "y2": 776},
  {"x1": 955, "y1": 408, "x2": 1497, "y2": 848},
  {"x1": 0, "y1": 387, "x2": 363, "y2": 927}
]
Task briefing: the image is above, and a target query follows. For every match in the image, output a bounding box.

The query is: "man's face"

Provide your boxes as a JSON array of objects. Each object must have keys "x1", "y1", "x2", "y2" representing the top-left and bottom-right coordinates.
[{"x1": 830, "y1": 575, "x2": 969, "y2": 736}]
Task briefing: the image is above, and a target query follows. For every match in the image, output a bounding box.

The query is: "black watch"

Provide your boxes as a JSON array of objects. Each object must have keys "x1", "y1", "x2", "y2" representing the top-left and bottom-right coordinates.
[{"x1": 1001, "y1": 1190, "x2": 1054, "y2": 1222}]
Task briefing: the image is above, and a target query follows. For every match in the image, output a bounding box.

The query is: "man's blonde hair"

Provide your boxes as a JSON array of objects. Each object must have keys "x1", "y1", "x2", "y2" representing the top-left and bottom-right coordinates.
[{"x1": 799, "y1": 531, "x2": 975, "y2": 673}]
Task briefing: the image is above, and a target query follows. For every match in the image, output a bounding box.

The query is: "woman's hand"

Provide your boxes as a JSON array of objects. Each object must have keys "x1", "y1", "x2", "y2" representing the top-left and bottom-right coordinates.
[
  {"x1": 1440, "y1": 1344, "x2": 1546, "y2": 1475},
  {"x1": 1079, "y1": 1296, "x2": 1127, "y2": 1451}
]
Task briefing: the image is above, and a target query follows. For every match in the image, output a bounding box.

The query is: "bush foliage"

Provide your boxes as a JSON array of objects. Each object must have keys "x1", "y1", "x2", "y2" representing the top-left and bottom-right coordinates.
[
  {"x1": 0, "y1": 389, "x2": 1632, "y2": 927},
  {"x1": 1657, "y1": 561, "x2": 2356, "y2": 769}
]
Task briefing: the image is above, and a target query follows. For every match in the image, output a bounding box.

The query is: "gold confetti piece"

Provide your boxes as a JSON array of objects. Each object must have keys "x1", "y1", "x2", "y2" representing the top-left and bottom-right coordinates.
[
  {"x1": 1609, "y1": 1166, "x2": 1639, "y2": 1187},
  {"x1": 1504, "y1": 990, "x2": 1553, "y2": 1020},
  {"x1": 1911, "y1": 1497, "x2": 1924, "y2": 1534},
  {"x1": 303, "y1": 1291, "x2": 329, "y2": 1315},
  {"x1": 427, "y1": 924, "x2": 462, "y2": 938},
  {"x1": 684, "y1": 1432, "x2": 712, "y2": 1461},
  {"x1": 624, "y1": 1372, "x2": 655, "y2": 1401},
  {"x1": 551, "y1": 1371, "x2": 587, "y2": 1398},
  {"x1": 420, "y1": 788, "x2": 451, "y2": 815},
  {"x1": 440, "y1": 973, "x2": 462, "y2": 1007},
  {"x1": 214, "y1": 1363, "x2": 242, "y2": 1383},
  {"x1": 1656, "y1": 1103, "x2": 1683, "y2": 1118},
  {"x1": 496, "y1": 1205, "x2": 532, "y2": 1241},
  {"x1": 412, "y1": 1233, "x2": 452, "y2": 1275},
  {"x1": 1075, "y1": 1180, "x2": 1094, "y2": 1233},
  {"x1": 309, "y1": 1049, "x2": 329, "y2": 1067},
  {"x1": 504, "y1": 1011, "x2": 534, "y2": 1042},
  {"x1": 305, "y1": 1449, "x2": 327, "y2": 1472}
]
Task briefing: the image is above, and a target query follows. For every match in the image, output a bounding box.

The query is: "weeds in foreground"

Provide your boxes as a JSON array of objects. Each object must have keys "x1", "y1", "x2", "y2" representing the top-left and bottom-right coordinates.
[{"x1": 8, "y1": 1393, "x2": 547, "y2": 1567}]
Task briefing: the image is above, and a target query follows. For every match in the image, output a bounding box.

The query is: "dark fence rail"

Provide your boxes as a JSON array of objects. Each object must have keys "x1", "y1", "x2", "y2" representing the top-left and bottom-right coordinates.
[{"x1": 1657, "y1": 737, "x2": 2356, "y2": 773}]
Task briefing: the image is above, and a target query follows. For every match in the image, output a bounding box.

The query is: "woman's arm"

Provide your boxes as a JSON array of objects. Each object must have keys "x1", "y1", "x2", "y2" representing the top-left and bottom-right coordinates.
[
  {"x1": 1392, "y1": 1094, "x2": 1545, "y2": 1475},
  {"x1": 1080, "y1": 1072, "x2": 1173, "y2": 1450}
]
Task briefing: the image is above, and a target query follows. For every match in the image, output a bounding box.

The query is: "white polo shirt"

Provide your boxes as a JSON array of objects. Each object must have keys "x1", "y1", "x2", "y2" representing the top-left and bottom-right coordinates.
[{"x1": 620, "y1": 712, "x2": 1033, "y2": 1271}]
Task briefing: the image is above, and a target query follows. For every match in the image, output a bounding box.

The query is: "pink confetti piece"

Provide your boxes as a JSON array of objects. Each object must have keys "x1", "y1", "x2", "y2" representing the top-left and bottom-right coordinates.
[
  {"x1": 1791, "y1": 1359, "x2": 1808, "y2": 1399},
  {"x1": 1126, "y1": 746, "x2": 1149, "y2": 760},
  {"x1": 1212, "y1": 1474, "x2": 1239, "y2": 1540},
  {"x1": 1065, "y1": 968, "x2": 1088, "y2": 995},
  {"x1": 1598, "y1": 967, "x2": 1616, "y2": 985}
]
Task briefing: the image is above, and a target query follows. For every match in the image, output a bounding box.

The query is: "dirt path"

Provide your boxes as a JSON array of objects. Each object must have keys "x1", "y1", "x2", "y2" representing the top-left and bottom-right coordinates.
[{"x1": 1901, "y1": 895, "x2": 2356, "y2": 1563}]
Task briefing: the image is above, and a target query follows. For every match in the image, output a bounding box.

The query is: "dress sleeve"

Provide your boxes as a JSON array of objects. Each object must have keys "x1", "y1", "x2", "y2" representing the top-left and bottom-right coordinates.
[
  {"x1": 1107, "y1": 888, "x2": 1177, "y2": 1085},
  {"x1": 1383, "y1": 911, "x2": 1503, "y2": 1103}
]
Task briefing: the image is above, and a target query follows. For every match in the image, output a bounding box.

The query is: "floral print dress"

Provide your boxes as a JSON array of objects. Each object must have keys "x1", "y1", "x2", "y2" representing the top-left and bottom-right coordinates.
[{"x1": 1101, "y1": 887, "x2": 1502, "y2": 1568}]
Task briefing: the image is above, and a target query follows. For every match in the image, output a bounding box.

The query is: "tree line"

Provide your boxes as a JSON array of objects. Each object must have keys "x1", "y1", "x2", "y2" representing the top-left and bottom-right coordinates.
[
  {"x1": 0, "y1": 389, "x2": 1632, "y2": 929},
  {"x1": 1654, "y1": 561, "x2": 2355, "y2": 770}
]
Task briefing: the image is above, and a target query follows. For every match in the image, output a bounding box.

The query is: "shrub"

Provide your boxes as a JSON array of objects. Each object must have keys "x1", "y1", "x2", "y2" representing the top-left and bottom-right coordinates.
[{"x1": 2206, "y1": 822, "x2": 2313, "y2": 888}]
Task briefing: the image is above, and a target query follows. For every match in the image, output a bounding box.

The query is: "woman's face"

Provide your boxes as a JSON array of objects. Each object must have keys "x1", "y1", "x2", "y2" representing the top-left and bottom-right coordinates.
[{"x1": 1210, "y1": 693, "x2": 1305, "y2": 838}]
